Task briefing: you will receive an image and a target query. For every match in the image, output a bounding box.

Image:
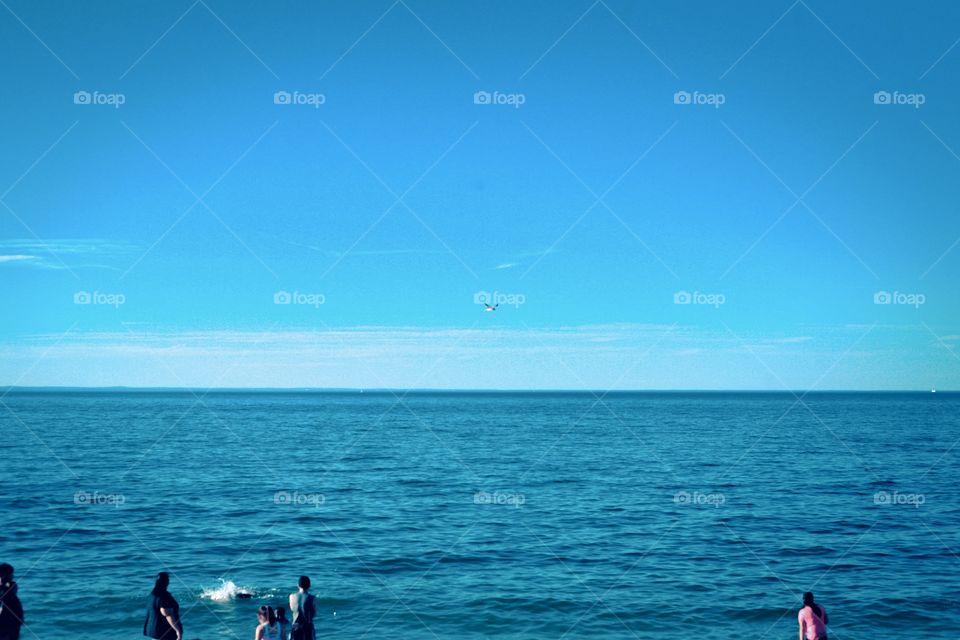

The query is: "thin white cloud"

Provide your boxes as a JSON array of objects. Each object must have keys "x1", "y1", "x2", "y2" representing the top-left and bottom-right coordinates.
[
  {"x1": 0, "y1": 239, "x2": 135, "y2": 270},
  {"x1": 0, "y1": 239, "x2": 134, "y2": 254},
  {"x1": 491, "y1": 247, "x2": 557, "y2": 271}
]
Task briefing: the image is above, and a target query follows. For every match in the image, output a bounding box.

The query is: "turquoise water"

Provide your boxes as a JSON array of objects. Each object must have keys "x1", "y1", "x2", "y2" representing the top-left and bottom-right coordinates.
[{"x1": 0, "y1": 391, "x2": 957, "y2": 638}]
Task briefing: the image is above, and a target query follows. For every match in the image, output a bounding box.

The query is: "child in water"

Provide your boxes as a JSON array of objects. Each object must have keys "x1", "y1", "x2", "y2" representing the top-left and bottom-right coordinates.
[
  {"x1": 255, "y1": 605, "x2": 282, "y2": 640},
  {"x1": 275, "y1": 606, "x2": 290, "y2": 640}
]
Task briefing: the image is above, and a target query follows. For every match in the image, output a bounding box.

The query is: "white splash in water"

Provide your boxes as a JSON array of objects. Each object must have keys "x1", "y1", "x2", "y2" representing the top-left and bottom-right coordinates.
[{"x1": 200, "y1": 579, "x2": 254, "y2": 602}]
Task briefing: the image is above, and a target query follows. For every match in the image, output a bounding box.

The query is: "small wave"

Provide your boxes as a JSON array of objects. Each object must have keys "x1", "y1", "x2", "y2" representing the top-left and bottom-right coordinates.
[{"x1": 200, "y1": 579, "x2": 256, "y2": 602}]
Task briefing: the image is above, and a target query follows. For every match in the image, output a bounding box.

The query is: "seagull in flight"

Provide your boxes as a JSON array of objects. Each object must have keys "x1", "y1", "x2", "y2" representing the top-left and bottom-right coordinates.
[{"x1": 484, "y1": 303, "x2": 498, "y2": 312}]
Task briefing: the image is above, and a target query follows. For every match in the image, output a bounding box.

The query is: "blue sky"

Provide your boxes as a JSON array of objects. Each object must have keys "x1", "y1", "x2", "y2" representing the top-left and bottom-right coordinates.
[{"x1": 1, "y1": 0, "x2": 959, "y2": 389}]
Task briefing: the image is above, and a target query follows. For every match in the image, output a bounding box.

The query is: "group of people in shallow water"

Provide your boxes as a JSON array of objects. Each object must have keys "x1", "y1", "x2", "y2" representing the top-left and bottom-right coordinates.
[
  {"x1": 142, "y1": 575, "x2": 830, "y2": 640},
  {"x1": 144, "y1": 573, "x2": 318, "y2": 640},
  {"x1": 1, "y1": 562, "x2": 830, "y2": 640}
]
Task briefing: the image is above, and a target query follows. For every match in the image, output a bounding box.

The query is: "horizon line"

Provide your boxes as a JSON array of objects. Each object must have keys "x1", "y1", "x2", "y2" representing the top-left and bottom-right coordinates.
[{"x1": 1, "y1": 386, "x2": 953, "y2": 393}]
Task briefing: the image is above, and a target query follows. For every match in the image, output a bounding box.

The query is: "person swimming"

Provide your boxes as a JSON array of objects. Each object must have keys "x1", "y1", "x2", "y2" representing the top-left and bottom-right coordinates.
[
  {"x1": 798, "y1": 591, "x2": 828, "y2": 640},
  {"x1": 255, "y1": 605, "x2": 283, "y2": 640}
]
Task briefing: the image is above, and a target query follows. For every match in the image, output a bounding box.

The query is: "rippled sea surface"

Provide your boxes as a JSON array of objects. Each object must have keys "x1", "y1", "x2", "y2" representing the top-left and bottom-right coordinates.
[{"x1": 1, "y1": 391, "x2": 958, "y2": 638}]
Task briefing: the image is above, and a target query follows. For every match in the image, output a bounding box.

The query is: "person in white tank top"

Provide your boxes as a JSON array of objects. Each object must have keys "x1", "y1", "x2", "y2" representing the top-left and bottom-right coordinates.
[{"x1": 255, "y1": 605, "x2": 283, "y2": 640}]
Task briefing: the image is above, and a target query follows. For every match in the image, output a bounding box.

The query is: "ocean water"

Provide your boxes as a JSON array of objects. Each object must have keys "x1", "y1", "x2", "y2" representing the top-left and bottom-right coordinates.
[{"x1": 1, "y1": 391, "x2": 958, "y2": 639}]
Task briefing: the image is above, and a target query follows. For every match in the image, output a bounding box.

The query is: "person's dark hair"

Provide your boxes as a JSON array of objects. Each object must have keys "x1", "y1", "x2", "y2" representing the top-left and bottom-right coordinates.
[
  {"x1": 802, "y1": 592, "x2": 822, "y2": 619},
  {"x1": 152, "y1": 572, "x2": 170, "y2": 595},
  {"x1": 298, "y1": 575, "x2": 311, "y2": 590},
  {"x1": 258, "y1": 605, "x2": 277, "y2": 625},
  {"x1": 0, "y1": 563, "x2": 13, "y2": 582},
  {"x1": 276, "y1": 606, "x2": 286, "y2": 618}
]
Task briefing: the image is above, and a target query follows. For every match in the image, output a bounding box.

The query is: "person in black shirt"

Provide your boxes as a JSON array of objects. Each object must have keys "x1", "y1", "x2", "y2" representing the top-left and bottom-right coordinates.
[
  {"x1": 0, "y1": 563, "x2": 23, "y2": 640},
  {"x1": 288, "y1": 576, "x2": 316, "y2": 640},
  {"x1": 143, "y1": 572, "x2": 182, "y2": 640}
]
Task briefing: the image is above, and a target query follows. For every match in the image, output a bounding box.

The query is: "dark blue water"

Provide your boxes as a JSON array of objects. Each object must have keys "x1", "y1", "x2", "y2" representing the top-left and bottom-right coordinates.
[{"x1": 1, "y1": 391, "x2": 957, "y2": 638}]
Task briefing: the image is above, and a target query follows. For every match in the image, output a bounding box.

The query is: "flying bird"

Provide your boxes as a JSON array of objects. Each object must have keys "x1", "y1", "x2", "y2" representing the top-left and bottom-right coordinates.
[{"x1": 484, "y1": 303, "x2": 498, "y2": 312}]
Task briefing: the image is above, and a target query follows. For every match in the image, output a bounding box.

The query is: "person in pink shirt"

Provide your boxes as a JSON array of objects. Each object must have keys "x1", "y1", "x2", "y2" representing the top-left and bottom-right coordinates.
[{"x1": 797, "y1": 591, "x2": 828, "y2": 640}]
